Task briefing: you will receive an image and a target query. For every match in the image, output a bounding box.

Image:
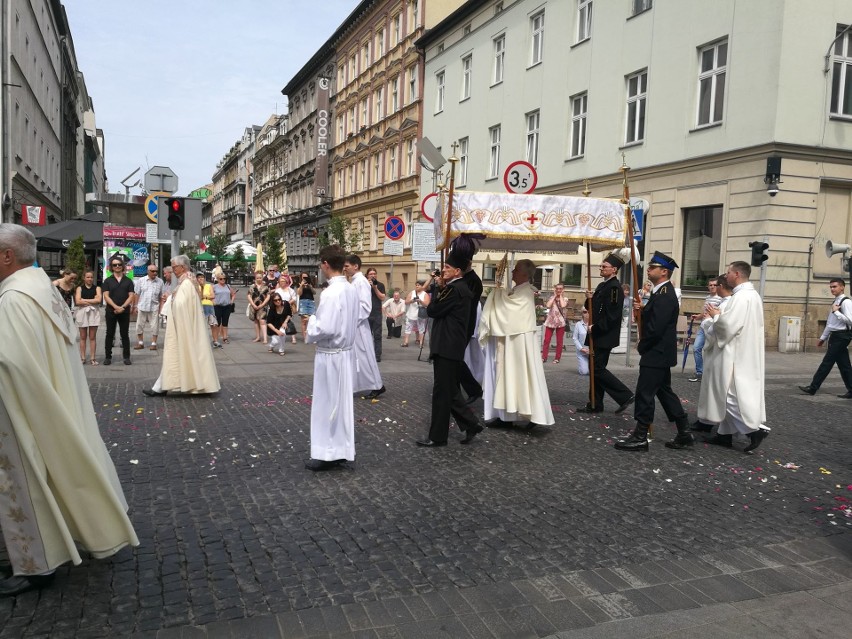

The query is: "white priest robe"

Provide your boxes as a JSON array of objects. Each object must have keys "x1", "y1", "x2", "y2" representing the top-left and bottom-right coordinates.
[
  {"x1": 698, "y1": 282, "x2": 766, "y2": 434},
  {"x1": 350, "y1": 271, "x2": 382, "y2": 393},
  {"x1": 307, "y1": 275, "x2": 359, "y2": 461},
  {"x1": 154, "y1": 276, "x2": 220, "y2": 394},
  {"x1": 479, "y1": 282, "x2": 554, "y2": 425},
  {"x1": 0, "y1": 267, "x2": 139, "y2": 576},
  {"x1": 697, "y1": 295, "x2": 729, "y2": 422}
]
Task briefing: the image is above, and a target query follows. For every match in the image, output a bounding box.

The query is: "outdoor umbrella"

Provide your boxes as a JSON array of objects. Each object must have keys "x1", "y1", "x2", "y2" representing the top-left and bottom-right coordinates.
[
  {"x1": 30, "y1": 212, "x2": 106, "y2": 250},
  {"x1": 681, "y1": 317, "x2": 695, "y2": 372},
  {"x1": 245, "y1": 255, "x2": 256, "y2": 262},
  {"x1": 255, "y1": 243, "x2": 265, "y2": 273},
  {"x1": 194, "y1": 252, "x2": 215, "y2": 261}
]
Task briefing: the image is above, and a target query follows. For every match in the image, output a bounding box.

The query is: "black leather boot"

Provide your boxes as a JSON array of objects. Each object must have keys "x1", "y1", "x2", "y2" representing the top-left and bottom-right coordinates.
[
  {"x1": 614, "y1": 424, "x2": 650, "y2": 451},
  {"x1": 665, "y1": 418, "x2": 695, "y2": 449}
]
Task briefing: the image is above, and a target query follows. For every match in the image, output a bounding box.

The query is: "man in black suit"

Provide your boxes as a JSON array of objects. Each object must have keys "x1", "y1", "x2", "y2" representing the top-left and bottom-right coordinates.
[
  {"x1": 416, "y1": 252, "x2": 482, "y2": 447},
  {"x1": 578, "y1": 253, "x2": 634, "y2": 413},
  {"x1": 615, "y1": 251, "x2": 691, "y2": 452}
]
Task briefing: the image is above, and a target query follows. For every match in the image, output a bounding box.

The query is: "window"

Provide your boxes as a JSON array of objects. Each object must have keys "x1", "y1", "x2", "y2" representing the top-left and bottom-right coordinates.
[
  {"x1": 393, "y1": 14, "x2": 401, "y2": 46},
  {"x1": 530, "y1": 11, "x2": 545, "y2": 65},
  {"x1": 632, "y1": 0, "x2": 651, "y2": 15},
  {"x1": 493, "y1": 35, "x2": 505, "y2": 84},
  {"x1": 374, "y1": 152, "x2": 382, "y2": 184},
  {"x1": 463, "y1": 23, "x2": 471, "y2": 36},
  {"x1": 375, "y1": 87, "x2": 384, "y2": 121},
  {"x1": 337, "y1": 115, "x2": 344, "y2": 140},
  {"x1": 488, "y1": 125, "x2": 501, "y2": 179},
  {"x1": 525, "y1": 110, "x2": 540, "y2": 166},
  {"x1": 696, "y1": 39, "x2": 727, "y2": 126},
  {"x1": 458, "y1": 137, "x2": 469, "y2": 185},
  {"x1": 348, "y1": 107, "x2": 356, "y2": 134},
  {"x1": 406, "y1": 139, "x2": 415, "y2": 174},
  {"x1": 577, "y1": 0, "x2": 592, "y2": 42},
  {"x1": 359, "y1": 158, "x2": 367, "y2": 190},
  {"x1": 435, "y1": 71, "x2": 445, "y2": 112},
  {"x1": 495, "y1": 2, "x2": 504, "y2": 14},
  {"x1": 407, "y1": 66, "x2": 418, "y2": 103},
  {"x1": 347, "y1": 165, "x2": 354, "y2": 193},
  {"x1": 349, "y1": 54, "x2": 357, "y2": 80},
  {"x1": 569, "y1": 93, "x2": 587, "y2": 158},
  {"x1": 371, "y1": 214, "x2": 379, "y2": 250},
  {"x1": 388, "y1": 145, "x2": 397, "y2": 180},
  {"x1": 437, "y1": 42, "x2": 444, "y2": 53},
  {"x1": 361, "y1": 98, "x2": 369, "y2": 127},
  {"x1": 625, "y1": 70, "x2": 647, "y2": 144},
  {"x1": 682, "y1": 206, "x2": 722, "y2": 287},
  {"x1": 376, "y1": 28, "x2": 385, "y2": 59},
  {"x1": 391, "y1": 76, "x2": 399, "y2": 112},
  {"x1": 362, "y1": 42, "x2": 371, "y2": 68},
  {"x1": 461, "y1": 55, "x2": 472, "y2": 100},
  {"x1": 831, "y1": 25, "x2": 852, "y2": 118}
]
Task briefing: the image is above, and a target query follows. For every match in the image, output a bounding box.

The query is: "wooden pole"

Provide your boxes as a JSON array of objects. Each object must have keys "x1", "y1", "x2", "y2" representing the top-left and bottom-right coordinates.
[
  {"x1": 582, "y1": 179, "x2": 596, "y2": 410},
  {"x1": 443, "y1": 142, "x2": 460, "y2": 267},
  {"x1": 620, "y1": 155, "x2": 642, "y2": 340}
]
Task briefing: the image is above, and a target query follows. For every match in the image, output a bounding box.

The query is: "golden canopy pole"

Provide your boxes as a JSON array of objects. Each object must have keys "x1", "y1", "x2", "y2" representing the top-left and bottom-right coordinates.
[
  {"x1": 442, "y1": 142, "x2": 460, "y2": 268},
  {"x1": 582, "y1": 179, "x2": 596, "y2": 410},
  {"x1": 620, "y1": 155, "x2": 642, "y2": 340}
]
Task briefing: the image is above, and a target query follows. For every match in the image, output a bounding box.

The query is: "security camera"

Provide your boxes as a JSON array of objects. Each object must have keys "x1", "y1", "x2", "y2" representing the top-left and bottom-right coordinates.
[{"x1": 766, "y1": 182, "x2": 779, "y2": 197}]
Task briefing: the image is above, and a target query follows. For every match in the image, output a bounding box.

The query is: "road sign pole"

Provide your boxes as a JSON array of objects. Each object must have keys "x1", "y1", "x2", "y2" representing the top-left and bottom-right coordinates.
[
  {"x1": 171, "y1": 230, "x2": 180, "y2": 260},
  {"x1": 389, "y1": 256, "x2": 395, "y2": 291}
]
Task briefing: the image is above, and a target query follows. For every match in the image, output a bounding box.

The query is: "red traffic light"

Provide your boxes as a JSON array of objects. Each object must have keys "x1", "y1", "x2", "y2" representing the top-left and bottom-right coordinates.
[{"x1": 165, "y1": 197, "x2": 186, "y2": 230}]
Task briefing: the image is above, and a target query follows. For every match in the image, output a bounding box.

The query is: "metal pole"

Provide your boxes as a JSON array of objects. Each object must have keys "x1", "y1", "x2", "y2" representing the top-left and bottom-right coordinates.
[
  {"x1": 758, "y1": 234, "x2": 768, "y2": 300},
  {"x1": 171, "y1": 231, "x2": 180, "y2": 259},
  {"x1": 389, "y1": 255, "x2": 395, "y2": 291}
]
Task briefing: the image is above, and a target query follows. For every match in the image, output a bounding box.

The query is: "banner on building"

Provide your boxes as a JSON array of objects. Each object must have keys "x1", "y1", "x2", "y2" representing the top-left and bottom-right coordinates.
[
  {"x1": 21, "y1": 205, "x2": 46, "y2": 226},
  {"x1": 315, "y1": 76, "x2": 330, "y2": 198}
]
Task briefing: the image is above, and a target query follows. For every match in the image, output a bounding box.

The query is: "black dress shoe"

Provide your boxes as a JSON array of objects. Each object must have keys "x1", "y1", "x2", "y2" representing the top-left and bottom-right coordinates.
[
  {"x1": 799, "y1": 385, "x2": 816, "y2": 395},
  {"x1": 704, "y1": 433, "x2": 733, "y2": 448},
  {"x1": 305, "y1": 459, "x2": 345, "y2": 471},
  {"x1": 142, "y1": 388, "x2": 167, "y2": 397},
  {"x1": 744, "y1": 429, "x2": 769, "y2": 454},
  {"x1": 103, "y1": 358, "x2": 112, "y2": 366},
  {"x1": 690, "y1": 420, "x2": 713, "y2": 432},
  {"x1": 615, "y1": 395, "x2": 635, "y2": 414},
  {"x1": 614, "y1": 434, "x2": 649, "y2": 451},
  {"x1": 838, "y1": 391, "x2": 852, "y2": 399},
  {"x1": 522, "y1": 422, "x2": 540, "y2": 431},
  {"x1": 124, "y1": 358, "x2": 132, "y2": 365},
  {"x1": 485, "y1": 418, "x2": 513, "y2": 428},
  {"x1": 461, "y1": 425, "x2": 483, "y2": 444},
  {"x1": 415, "y1": 439, "x2": 447, "y2": 447},
  {"x1": 364, "y1": 386, "x2": 386, "y2": 399},
  {"x1": 0, "y1": 573, "x2": 55, "y2": 597},
  {"x1": 665, "y1": 433, "x2": 695, "y2": 449},
  {"x1": 577, "y1": 404, "x2": 603, "y2": 414}
]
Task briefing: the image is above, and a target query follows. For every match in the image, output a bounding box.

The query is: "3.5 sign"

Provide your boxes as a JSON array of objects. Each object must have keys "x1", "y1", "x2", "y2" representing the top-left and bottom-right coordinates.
[{"x1": 503, "y1": 161, "x2": 538, "y2": 194}]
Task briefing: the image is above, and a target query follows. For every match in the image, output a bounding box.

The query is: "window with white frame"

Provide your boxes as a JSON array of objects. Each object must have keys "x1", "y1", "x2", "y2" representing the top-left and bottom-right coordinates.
[
  {"x1": 359, "y1": 158, "x2": 367, "y2": 190},
  {"x1": 696, "y1": 39, "x2": 727, "y2": 126},
  {"x1": 525, "y1": 110, "x2": 540, "y2": 166},
  {"x1": 376, "y1": 28, "x2": 385, "y2": 58},
  {"x1": 375, "y1": 86, "x2": 384, "y2": 121},
  {"x1": 337, "y1": 115, "x2": 344, "y2": 141},
  {"x1": 408, "y1": 66, "x2": 418, "y2": 102},
  {"x1": 406, "y1": 138, "x2": 415, "y2": 174},
  {"x1": 569, "y1": 93, "x2": 587, "y2": 158},
  {"x1": 338, "y1": 65, "x2": 345, "y2": 88},
  {"x1": 348, "y1": 107, "x2": 356, "y2": 134},
  {"x1": 493, "y1": 35, "x2": 505, "y2": 84},
  {"x1": 361, "y1": 98, "x2": 369, "y2": 127},
  {"x1": 530, "y1": 11, "x2": 545, "y2": 66},
  {"x1": 349, "y1": 55, "x2": 356, "y2": 81},
  {"x1": 632, "y1": 0, "x2": 652, "y2": 15},
  {"x1": 357, "y1": 219, "x2": 365, "y2": 250},
  {"x1": 461, "y1": 55, "x2": 472, "y2": 100},
  {"x1": 831, "y1": 25, "x2": 852, "y2": 118},
  {"x1": 362, "y1": 42, "x2": 370, "y2": 68},
  {"x1": 371, "y1": 214, "x2": 379, "y2": 250},
  {"x1": 336, "y1": 169, "x2": 343, "y2": 196},
  {"x1": 374, "y1": 152, "x2": 382, "y2": 184},
  {"x1": 413, "y1": 0, "x2": 420, "y2": 28},
  {"x1": 488, "y1": 125, "x2": 501, "y2": 179},
  {"x1": 391, "y1": 76, "x2": 399, "y2": 112},
  {"x1": 388, "y1": 145, "x2": 397, "y2": 180},
  {"x1": 347, "y1": 164, "x2": 354, "y2": 193},
  {"x1": 435, "y1": 71, "x2": 445, "y2": 112},
  {"x1": 393, "y1": 14, "x2": 401, "y2": 46},
  {"x1": 577, "y1": 0, "x2": 592, "y2": 43},
  {"x1": 458, "y1": 137, "x2": 469, "y2": 185},
  {"x1": 625, "y1": 70, "x2": 647, "y2": 144}
]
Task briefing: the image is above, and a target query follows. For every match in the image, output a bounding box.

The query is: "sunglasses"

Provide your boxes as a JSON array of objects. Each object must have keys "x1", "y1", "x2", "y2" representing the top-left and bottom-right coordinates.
[{"x1": 111, "y1": 264, "x2": 123, "y2": 268}]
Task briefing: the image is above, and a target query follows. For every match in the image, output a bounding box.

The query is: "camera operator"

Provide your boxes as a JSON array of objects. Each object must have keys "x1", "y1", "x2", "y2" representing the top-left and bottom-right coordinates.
[{"x1": 364, "y1": 267, "x2": 386, "y2": 361}]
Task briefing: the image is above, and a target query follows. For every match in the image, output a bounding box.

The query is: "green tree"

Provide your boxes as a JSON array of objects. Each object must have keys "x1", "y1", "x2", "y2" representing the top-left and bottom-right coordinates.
[
  {"x1": 320, "y1": 214, "x2": 360, "y2": 251},
  {"x1": 207, "y1": 232, "x2": 229, "y2": 265},
  {"x1": 182, "y1": 242, "x2": 199, "y2": 262},
  {"x1": 65, "y1": 234, "x2": 87, "y2": 285},
  {"x1": 264, "y1": 225, "x2": 283, "y2": 267},
  {"x1": 230, "y1": 244, "x2": 246, "y2": 271}
]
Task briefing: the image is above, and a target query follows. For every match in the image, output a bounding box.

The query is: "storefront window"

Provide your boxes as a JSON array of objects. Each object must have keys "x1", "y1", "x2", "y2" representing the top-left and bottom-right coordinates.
[{"x1": 682, "y1": 205, "x2": 722, "y2": 287}]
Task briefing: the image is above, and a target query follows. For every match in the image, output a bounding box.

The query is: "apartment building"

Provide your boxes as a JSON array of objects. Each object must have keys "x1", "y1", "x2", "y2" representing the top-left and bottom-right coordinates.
[
  {"x1": 210, "y1": 126, "x2": 260, "y2": 240},
  {"x1": 250, "y1": 113, "x2": 288, "y2": 247},
  {"x1": 418, "y1": 0, "x2": 852, "y2": 346}
]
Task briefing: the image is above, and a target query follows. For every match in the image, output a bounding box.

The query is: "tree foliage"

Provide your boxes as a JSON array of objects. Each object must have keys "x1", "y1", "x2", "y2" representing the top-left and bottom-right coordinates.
[
  {"x1": 264, "y1": 225, "x2": 283, "y2": 268},
  {"x1": 181, "y1": 242, "x2": 199, "y2": 262},
  {"x1": 207, "y1": 233, "x2": 229, "y2": 265},
  {"x1": 320, "y1": 215, "x2": 361, "y2": 252},
  {"x1": 65, "y1": 235, "x2": 87, "y2": 285},
  {"x1": 230, "y1": 244, "x2": 246, "y2": 271}
]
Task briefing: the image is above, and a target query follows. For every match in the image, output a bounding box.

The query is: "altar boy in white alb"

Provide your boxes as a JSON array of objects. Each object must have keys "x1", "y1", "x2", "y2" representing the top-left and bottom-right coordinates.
[{"x1": 305, "y1": 245, "x2": 359, "y2": 471}]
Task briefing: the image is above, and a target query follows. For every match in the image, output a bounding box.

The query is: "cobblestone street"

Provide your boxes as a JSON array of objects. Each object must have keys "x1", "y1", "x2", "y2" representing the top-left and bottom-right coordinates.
[{"x1": 1, "y1": 315, "x2": 851, "y2": 638}]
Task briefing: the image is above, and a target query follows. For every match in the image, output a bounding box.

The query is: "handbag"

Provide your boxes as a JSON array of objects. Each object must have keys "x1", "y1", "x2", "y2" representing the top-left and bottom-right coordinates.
[
  {"x1": 285, "y1": 318, "x2": 298, "y2": 335},
  {"x1": 417, "y1": 304, "x2": 428, "y2": 320}
]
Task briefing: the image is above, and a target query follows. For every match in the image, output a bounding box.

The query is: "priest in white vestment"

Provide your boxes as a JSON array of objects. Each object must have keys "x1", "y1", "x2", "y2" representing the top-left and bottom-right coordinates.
[
  {"x1": 305, "y1": 246, "x2": 359, "y2": 471},
  {"x1": 0, "y1": 224, "x2": 139, "y2": 597},
  {"x1": 144, "y1": 254, "x2": 220, "y2": 396},
  {"x1": 479, "y1": 259, "x2": 554, "y2": 428},
  {"x1": 693, "y1": 274, "x2": 732, "y2": 431},
  {"x1": 344, "y1": 255, "x2": 384, "y2": 398},
  {"x1": 700, "y1": 261, "x2": 769, "y2": 453}
]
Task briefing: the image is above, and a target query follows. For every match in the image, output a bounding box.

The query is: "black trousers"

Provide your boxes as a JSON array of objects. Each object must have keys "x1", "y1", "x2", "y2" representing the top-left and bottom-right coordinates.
[
  {"x1": 105, "y1": 311, "x2": 131, "y2": 359},
  {"x1": 591, "y1": 347, "x2": 633, "y2": 408},
  {"x1": 634, "y1": 365, "x2": 688, "y2": 427},
  {"x1": 458, "y1": 360, "x2": 482, "y2": 399},
  {"x1": 369, "y1": 316, "x2": 382, "y2": 359},
  {"x1": 429, "y1": 356, "x2": 479, "y2": 443},
  {"x1": 810, "y1": 331, "x2": 852, "y2": 391},
  {"x1": 385, "y1": 318, "x2": 402, "y2": 338}
]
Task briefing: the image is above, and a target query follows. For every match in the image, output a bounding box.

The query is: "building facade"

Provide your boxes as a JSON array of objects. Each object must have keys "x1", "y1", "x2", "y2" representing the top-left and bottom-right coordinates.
[
  {"x1": 210, "y1": 125, "x2": 260, "y2": 240},
  {"x1": 418, "y1": 0, "x2": 852, "y2": 347},
  {"x1": 250, "y1": 113, "x2": 289, "y2": 252}
]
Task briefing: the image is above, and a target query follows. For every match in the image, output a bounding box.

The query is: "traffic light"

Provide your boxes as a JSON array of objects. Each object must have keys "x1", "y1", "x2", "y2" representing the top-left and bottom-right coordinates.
[
  {"x1": 165, "y1": 197, "x2": 185, "y2": 230},
  {"x1": 749, "y1": 240, "x2": 769, "y2": 267}
]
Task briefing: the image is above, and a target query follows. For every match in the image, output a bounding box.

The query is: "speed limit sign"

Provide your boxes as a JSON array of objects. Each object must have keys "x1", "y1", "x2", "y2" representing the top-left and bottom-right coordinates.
[{"x1": 503, "y1": 160, "x2": 538, "y2": 194}]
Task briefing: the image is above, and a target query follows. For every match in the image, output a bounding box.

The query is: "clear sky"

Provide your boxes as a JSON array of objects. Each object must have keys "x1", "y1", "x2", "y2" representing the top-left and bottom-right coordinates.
[{"x1": 64, "y1": 0, "x2": 357, "y2": 196}]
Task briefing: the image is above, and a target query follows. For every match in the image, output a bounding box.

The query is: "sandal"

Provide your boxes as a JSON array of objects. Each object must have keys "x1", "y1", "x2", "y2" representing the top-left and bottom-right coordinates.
[
  {"x1": 90, "y1": 359, "x2": 99, "y2": 366},
  {"x1": 223, "y1": 338, "x2": 229, "y2": 344},
  {"x1": 252, "y1": 338, "x2": 260, "y2": 343},
  {"x1": 554, "y1": 359, "x2": 560, "y2": 364},
  {"x1": 278, "y1": 351, "x2": 285, "y2": 356},
  {"x1": 81, "y1": 358, "x2": 87, "y2": 365},
  {"x1": 401, "y1": 343, "x2": 408, "y2": 347}
]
